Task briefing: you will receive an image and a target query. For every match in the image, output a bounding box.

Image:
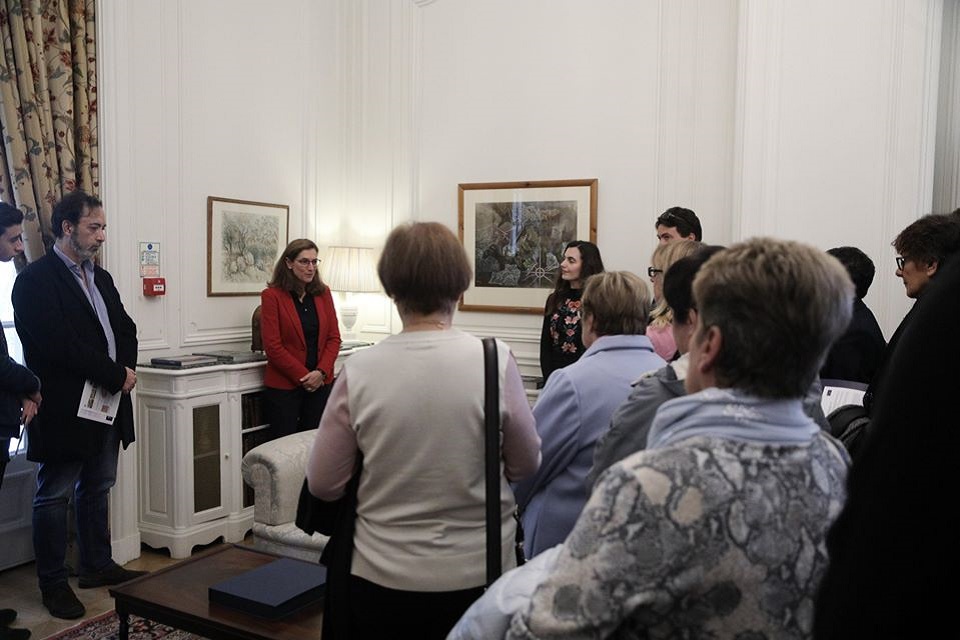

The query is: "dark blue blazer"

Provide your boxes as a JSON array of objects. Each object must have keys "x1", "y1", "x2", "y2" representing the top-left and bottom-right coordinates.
[
  {"x1": 820, "y1": 297, "x2": 886, "y2": 385},
  {"x1": 12, "y1": 252, "x2": 137, "y2": 462},
  {"x1": 0, "y1": 328, "x2": 40, "y2": 438}
]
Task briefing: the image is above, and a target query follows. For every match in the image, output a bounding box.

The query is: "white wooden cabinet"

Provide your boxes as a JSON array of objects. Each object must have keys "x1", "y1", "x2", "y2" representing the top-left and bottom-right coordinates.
[
  {"x1": 135, "y1": 349, "x2": 362, "y2": 558},
  {"x1": 135, "y1": 362, "x2": 267, "y2": 558}
]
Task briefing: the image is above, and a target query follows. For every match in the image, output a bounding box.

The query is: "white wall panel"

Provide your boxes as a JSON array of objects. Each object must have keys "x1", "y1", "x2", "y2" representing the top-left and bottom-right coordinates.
[
  {"x1": 417, "y1": 0, "x2": 738, "y2": 367},
  {"x1": 102, "y1": 0, "x2": 334, "y2": 355},
  {"x1": 96, "y1": 0, "x2": 951, "y2": 558},
  {"x1": 734, "y1": 0, "x2": 942, "y2": 337},
  {"x1": 934, "y1": 0, "x2": 960, "y2": 214},
  {"x1": 177, "y1": 1, "x2": 312, "y2": 345}
]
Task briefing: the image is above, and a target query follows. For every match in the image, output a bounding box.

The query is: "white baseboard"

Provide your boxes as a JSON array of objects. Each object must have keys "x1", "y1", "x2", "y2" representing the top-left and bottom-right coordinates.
[{"x1": 112, "y1": 532, "x2": 142, "y2": 565}]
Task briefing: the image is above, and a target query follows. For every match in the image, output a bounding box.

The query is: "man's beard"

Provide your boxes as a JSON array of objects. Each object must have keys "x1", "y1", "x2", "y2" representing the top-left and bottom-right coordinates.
[{"x1": 70, "y1": 232, "x2": 100, "y2": 262}]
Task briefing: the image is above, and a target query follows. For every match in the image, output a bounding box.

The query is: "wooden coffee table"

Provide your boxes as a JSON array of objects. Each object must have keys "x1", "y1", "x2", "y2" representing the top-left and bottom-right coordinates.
[{"x1": 109, "y1": 544, "x2": 323, "y2": 640}]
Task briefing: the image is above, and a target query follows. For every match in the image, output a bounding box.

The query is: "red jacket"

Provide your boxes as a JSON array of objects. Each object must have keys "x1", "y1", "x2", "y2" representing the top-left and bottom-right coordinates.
[{"x1": 260, "y1": 285, "x2": 342, "y2": 390}]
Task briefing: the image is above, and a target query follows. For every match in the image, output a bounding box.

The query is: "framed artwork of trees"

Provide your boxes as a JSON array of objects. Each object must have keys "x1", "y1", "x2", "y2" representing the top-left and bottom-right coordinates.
[{"x1": 207, "y1": 196, "x2": 289, "y2": 296}]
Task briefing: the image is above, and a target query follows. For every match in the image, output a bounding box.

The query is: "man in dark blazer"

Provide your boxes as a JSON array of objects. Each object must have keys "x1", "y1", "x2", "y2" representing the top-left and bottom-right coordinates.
[
  {"x1": 12, "y1": 191, "x2": 144, "y2": 620},
  {"x1": 814, "y1": 243, "x2": 960, "y2": 638},
  {"x1": 819, "y1": 246, "x2": 886, "y2": 384},
  {"x1": 0, "y1": 203, "x2": 40, "y2": 640},
  {"x1": 0, "y1": 203, "x2": 41, "y2": 485}
]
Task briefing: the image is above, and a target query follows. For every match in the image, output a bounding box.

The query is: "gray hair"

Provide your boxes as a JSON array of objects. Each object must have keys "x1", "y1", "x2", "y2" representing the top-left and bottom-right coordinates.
[
  {"x1": 692, "y1": 238, "x2": 854, "y2": 398},
  {"x1": 581, "y1": 271, "x2": 652, "y2": 336}
]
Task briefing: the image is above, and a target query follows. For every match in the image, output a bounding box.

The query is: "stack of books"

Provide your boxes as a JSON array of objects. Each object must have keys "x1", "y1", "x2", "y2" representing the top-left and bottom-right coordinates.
[
  {"x1": 340, "y1": 340, "x2": 373, "y2": 351},
  {"x1": 149, "y1": 354, "x2": 219, "y2": 369},
  {"x1": 192, "y1": 350, "x2": 267, "y2": 364}
]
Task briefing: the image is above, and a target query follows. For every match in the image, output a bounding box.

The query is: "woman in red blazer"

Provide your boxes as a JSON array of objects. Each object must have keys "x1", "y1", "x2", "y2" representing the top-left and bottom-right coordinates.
[{"x1": 260, "y1": 239, "x2": 342, "y2": 438}]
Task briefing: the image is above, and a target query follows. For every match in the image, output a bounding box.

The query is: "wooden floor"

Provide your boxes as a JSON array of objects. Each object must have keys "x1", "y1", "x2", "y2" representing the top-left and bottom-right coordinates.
[{"x1": 0, "y1": 537, "x2": 251, "y2": 640}]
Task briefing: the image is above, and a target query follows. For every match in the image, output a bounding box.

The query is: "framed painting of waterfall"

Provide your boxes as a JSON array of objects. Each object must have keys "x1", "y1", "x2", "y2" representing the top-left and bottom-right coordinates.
[{"x1": 458, "y1": 179, "x2": 597, "y2": 313}]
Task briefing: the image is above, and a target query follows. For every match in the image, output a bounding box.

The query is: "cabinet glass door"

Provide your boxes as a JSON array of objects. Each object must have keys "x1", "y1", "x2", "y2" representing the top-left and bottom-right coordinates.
[{"x1": 192, "y1": 404, "x2": 222, "y2": 513}]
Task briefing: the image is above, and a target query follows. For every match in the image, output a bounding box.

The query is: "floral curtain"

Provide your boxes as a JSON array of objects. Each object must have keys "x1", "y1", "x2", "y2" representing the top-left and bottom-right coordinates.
[{"x1": 0, "y1": 0, "x2": 98, "y2": 264}]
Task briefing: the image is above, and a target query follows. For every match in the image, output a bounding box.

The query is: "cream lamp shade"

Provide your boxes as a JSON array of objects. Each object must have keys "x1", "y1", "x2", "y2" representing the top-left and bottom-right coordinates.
[{"x1": 324, "y1": 246, "x2": 380, "y2": 342}]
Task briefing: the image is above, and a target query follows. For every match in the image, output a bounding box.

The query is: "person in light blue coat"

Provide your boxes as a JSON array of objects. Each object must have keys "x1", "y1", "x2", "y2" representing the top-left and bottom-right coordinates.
[{"x1": 514, "y1": 271, "x2": 665, "y2": 558}]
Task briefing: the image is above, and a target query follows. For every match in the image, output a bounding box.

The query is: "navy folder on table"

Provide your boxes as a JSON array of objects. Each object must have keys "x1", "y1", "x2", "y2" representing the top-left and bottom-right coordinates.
[{"x1": 208, "y1": 557, "x2": 327, "y2": 619}]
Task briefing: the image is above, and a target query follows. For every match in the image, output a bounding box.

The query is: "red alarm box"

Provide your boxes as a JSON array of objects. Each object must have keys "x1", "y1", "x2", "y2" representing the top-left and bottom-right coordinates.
[{"x1": 143, "y1": 277, "x2": 166, "y2": 296}]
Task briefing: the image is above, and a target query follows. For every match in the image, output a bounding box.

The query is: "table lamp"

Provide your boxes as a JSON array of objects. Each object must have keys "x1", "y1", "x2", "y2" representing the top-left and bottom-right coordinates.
[{"x1": 324, "y1": 246, "x2": 380, "y2": 346}]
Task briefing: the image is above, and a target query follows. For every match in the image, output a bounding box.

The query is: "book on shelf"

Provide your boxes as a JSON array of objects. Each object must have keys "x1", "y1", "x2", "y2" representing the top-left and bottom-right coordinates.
[
  {"x1": 240, "y1": 392, "x2": 265, "y2": 431},
  {"x1": 192, "y1": 350, "x2": 267, "y2": 364},
  {"x1": 149, "y1": 354, "x2": 220, "y2": 369},
  {"x1": 340, "y1": 340, "x2": 373, "y2": 350},
  {"x1": 208, "y1": 557, "x2": 327, "y2": 619}
]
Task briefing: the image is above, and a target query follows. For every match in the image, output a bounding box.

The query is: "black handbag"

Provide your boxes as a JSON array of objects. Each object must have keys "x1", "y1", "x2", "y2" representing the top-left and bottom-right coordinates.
[
  {"x1": 296, "y1": 456, "x2": 362, "y2": 640},
  {"x1": 482, "y1": 338, "x2": 525, "y2": 588},
  {"x1": 294, "y1": 478, "x2": 340, "y2": 537}
]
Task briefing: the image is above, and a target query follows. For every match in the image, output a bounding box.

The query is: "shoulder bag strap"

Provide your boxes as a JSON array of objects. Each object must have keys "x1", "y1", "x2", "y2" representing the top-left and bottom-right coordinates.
[{"x1": 482, "y1": 337, "x2": 502, "y2": 587}]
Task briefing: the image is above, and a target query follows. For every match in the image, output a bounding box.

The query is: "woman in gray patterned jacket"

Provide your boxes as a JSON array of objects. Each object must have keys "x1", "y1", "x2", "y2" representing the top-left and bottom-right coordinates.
[{"x1": 452, "y1": 238, "x2": 854, "y2": 640}]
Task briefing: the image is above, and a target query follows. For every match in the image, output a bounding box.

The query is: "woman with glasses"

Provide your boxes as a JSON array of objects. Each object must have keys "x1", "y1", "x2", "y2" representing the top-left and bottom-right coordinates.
[
  {"x1": 646, "y1": 239, "x2": 700, "y2": 360},
  {"x1": 539, "y1": 240, "x2": 604, "y2": 386},
  {"x1": 260, "y1": 238, "x2": 341, "y2": 439}
]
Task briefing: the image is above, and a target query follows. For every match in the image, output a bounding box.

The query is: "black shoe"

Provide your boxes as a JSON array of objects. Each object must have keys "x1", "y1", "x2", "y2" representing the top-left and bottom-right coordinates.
[
  {"x1": 77, "y1": 563, "x2": 148, "y2": 588},
  {"x1": 0, "y1": 609, "x2": 15, "y2": 626},
  {"x1": 40, "y1": 583, "x2": 85, "y2": 620},
  {"x1": 0, "y1": 627, "x2": 30, "y2": 640}
]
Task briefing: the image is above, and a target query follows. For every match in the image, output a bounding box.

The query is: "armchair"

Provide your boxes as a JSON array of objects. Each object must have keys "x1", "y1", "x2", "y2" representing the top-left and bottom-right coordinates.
[{"x1": 241, "y1": 429, "x2": 328, "y2": 562}]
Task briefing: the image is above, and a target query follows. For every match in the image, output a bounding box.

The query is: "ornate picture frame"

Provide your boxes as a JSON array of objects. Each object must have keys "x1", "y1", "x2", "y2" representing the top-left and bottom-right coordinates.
[
  {"x1": 458, "y1": 179, "x2": 598, "y2": 313},
  {"x1": 206, "y1": 196, "x2": 289, "y2": 297}
]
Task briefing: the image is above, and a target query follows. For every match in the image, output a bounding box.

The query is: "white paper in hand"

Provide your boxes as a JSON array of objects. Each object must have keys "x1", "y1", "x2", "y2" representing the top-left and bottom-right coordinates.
[{"x1": 77, "y1": 380, "x2": 121, "y2": 425}]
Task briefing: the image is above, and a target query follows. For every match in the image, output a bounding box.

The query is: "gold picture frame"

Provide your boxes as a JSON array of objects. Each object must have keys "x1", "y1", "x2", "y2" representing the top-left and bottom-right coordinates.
[{"x1": 458, "y1": 179, "x2": 598, "y2": 313}]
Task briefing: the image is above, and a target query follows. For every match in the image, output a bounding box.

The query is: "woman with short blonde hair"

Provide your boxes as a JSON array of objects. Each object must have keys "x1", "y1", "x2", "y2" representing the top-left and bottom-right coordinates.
[
  {"x1": 580, "y1": 271, "x2": 652, "y2": 337},
  {"x1": 647, "y1": 239, "x2": 701, "y2": 360},
  {"x1": 515, "y1": 270, "x2": 664, "y2": 558}
]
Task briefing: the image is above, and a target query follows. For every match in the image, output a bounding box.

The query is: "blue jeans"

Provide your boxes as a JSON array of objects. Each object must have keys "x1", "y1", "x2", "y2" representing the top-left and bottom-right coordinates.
[{"x1": 33, "y1": 427, "x2": 120, "y2": 588}]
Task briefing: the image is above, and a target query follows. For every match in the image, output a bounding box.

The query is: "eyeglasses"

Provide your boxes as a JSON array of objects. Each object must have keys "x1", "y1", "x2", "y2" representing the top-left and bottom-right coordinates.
[
  {"x1": 895, "y1": 256, "x2": 905, "y2": 270},
  {"x1": 647, "y1": 267, "x2": 663, "y2": 278},
  {"x1": 295, "y1": 258, "x2": 320, "y2": 266}
]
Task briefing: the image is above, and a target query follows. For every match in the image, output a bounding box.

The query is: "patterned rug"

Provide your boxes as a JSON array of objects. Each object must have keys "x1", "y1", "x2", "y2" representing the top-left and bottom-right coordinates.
[{"x1": 45, "y1": 612, "x2": 204, "y2": 640}]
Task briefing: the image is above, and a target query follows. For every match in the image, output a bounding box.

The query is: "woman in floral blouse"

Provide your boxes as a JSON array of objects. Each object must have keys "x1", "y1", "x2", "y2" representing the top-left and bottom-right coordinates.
[{"x1": 538, "y1": 240, "x2": 604, "y2": 386}]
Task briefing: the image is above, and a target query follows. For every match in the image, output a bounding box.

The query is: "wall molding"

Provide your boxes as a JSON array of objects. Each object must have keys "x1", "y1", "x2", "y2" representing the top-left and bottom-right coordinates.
[
  {"x1": 732, "y1": 0, "x2": 784, "y2": 241},
  {"x1": 875, "y1": 0, "x2": 943, "y2": 335},
  {"x1": 138, "y1": 339, "x2": 171, "y2": 353},
  {"x1": 934, "y1": 0, "x2": 960, "y2": 213},
  {"x1": 182, "y1": 327, "x2": 252, "y2": 346},
  {"x1": 454, "y1": 323, "x2": 540, "y2": 344},
  {"x1": 301, "y1": 0, "x2": 322, "y2": 242},
  {"x1": 917, "y1": 0, "x2": 944, "y2": 218},
  {"x1": 96, "y1": 0, "x2": 141, "y2": 561},
  {"x1": 163, "y1": 0, "x2": 185, "y2": 351}
]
